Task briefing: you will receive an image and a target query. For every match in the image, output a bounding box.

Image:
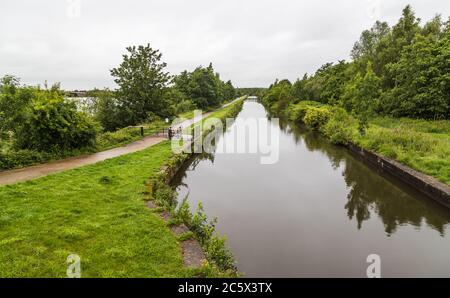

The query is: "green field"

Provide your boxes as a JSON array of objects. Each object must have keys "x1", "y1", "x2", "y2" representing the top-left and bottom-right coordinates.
[
  {"x1": 0, "y1": 142, "x2": 191, "y2": 277},
  {"x1": 356, "y1": 117, "x2": 450, "y2": 184}
]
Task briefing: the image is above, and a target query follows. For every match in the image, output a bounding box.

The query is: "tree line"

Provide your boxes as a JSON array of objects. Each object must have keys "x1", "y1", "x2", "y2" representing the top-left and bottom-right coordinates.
[
  {"x1": 263, "y1": 5, "x2": 449, "y2": 123},
  {"x1": 0, "y1": 44, "x2": 236, "y2": 159}
]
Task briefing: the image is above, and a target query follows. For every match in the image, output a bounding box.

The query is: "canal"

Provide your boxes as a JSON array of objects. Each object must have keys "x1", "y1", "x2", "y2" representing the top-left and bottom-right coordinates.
[{"x1": 171, "y1": 99, "x2": 450, "y2": 277}]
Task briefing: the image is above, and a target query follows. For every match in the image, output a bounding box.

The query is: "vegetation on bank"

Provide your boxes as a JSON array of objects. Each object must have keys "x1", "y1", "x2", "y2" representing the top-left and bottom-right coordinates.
[
  {"x1": 0, "y1": 44, "x2": 236, "y2": 171},
  {"x1": 261, "y1": 6, "x2": 450, "y2": 185},
  {"x1": 148, "y1": 98, "x2": 245, "y2": 274},
  {"x1": 0, "y1": 142, "x2": 186, "y2": 277},
  {"x1": 283, "y1": 101, "x2": 450, "y2": 185},
  {"x1": 0, "y1": 97, "x2": 245, "y2": 277}
]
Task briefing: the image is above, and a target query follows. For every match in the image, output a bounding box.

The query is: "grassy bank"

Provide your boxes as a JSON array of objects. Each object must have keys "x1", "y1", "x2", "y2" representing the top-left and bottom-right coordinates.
[
  {"x1": 0, "y1": 99, "x2": 245, "y2": 277},
  {"x1": 0, "y1": 142, "x2": 188, "y2": 277},
  {"x1": 149, "y1": 98, "x2": 246, "y2": 275},
  {"x1": 0, "y1": 120, "x2": 168, "y2": 171},
  {"x1": 282, "y1": 101, "x2": 450, "y2": 185},
  {"x1": 0, "y1": 108, "x2": 202, "y2": 171},
  {"x1": 186, "y1": 96, "x2": 246, "y2": 134}
]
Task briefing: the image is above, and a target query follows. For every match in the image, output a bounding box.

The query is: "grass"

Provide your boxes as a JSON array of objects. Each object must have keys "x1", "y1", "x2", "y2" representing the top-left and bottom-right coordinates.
[
  {"x1": 0, "y1": 100, "x2": 246, "y2": 277},
  {"x1": 185, "y1": 97, "x2": 246, "y2": 134},
  {"x1": 95, "y1": 120, "x2": 168, "y2": 151},
  {"x1": 284, "y1": 101, "x2": 450, "y2": 185},
  {"x1": 356, "y1": 117, "x2": 450, "y2": 184},
  {"x1": 0, "y1": 141, "x2": 192, "y2": 277},
  {"x1": 178, "y1": 110, "x2": 196, "y2": 120}
]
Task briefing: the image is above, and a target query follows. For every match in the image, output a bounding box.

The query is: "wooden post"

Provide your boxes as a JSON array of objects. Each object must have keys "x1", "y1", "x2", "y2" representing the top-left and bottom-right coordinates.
[{"x1": 140, "y1": 126, "x2": 144, "y2": 136}]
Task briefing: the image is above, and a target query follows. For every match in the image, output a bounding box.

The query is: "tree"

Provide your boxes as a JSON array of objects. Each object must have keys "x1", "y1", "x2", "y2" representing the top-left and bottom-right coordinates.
[
  {"x1": 355, "y1": 63, "x2": 381, "y2": 133},
  {"x1": 94, "y1": 90, "x2": 130, "y2": 131},
  {"x1": 110, "y1": 44, "x2": 171, "y2": 127},
  {"x1": 382, "y1": 28, "x2": 450, "y2": 119},
  {"x1": 351, "y1": 21, "x2": 390, "y2": 75},
  {"x1": 261, "y1": 79, "x2": 293, "y2": 113},
  {"x1": 343, "y1": 63, "x2": 381, "y2": 134},
  {"x1": 223, "y1": 80, "x2": 236, "y2": 101},
  {"x1": 375, "y1": 5, "x2": 421, "y2": 89},
  {"x1": 0, "y1": 76, "x2": 34, "y2": 139},
  {"x1": 291, "y1": 73, "x2": 309, "y2": 102},
  {"x1": 15, "y1": 89, "x2": 98, "y2": 152}
]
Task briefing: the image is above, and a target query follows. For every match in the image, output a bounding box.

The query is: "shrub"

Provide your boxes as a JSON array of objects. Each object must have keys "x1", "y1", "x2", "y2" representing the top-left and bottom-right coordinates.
[
  {"x1": 0, "y1": 149, "x2": 50, "y2": 170},
  {"x1": 15, "y1": 91, "x2": 98, "y2": 152},
  {"x1": 321, "y1": 107, "x2": 357, "y2": 145},
  {"x1": 287, "y1": 101, "x2": 323, "y2": 122},
  {"x1": 303, "y1": 106, "x2": 332, "y2": 129}
]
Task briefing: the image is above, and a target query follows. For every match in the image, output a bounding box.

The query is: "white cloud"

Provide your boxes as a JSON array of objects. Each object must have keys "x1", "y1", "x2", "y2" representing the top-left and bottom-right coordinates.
[{"x1": 0, "y1": 0, "x2": 448, "y2": 89}]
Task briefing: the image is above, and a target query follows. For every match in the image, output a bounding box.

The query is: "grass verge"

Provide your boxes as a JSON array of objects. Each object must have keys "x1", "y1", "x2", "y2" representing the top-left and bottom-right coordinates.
[
  {"x1": 283, "y1": 101, "x2": 450, "y2": 185},
  {"x1": 0, "y1": 142, "x2": 191, "y2": 277},
  {"x1": 0, "y1": 99, "x2": 245, "y2": 277}
]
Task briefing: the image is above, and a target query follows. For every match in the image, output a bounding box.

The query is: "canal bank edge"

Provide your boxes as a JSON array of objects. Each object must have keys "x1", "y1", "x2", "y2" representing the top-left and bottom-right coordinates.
[
  {"x1": 259, "y1": 98, "x2": 450, "y2": 209},
  {"x1": 145, "y1": 98, "x2": 246, "y2": 276},
  {"x1": 347, "y1": 142, "x2": 450, "y2": 208}
]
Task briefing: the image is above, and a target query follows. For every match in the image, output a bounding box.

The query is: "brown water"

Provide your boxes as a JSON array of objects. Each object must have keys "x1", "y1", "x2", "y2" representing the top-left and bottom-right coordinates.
[{"x1": 172, "y1": 100, "x2": 450, "y2": 277}]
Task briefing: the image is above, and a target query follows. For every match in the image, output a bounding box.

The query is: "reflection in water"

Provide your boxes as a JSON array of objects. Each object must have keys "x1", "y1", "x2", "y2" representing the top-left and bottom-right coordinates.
[
  {"x1": 172, "y1": 100, "x2": 450, "y2": 277},
  {"x1": 284, "y1": 122, "x2": 450, "y2": 236}
]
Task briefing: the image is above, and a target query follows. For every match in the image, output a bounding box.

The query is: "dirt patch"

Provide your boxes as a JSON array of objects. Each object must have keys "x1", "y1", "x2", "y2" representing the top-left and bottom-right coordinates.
[
  {"x1": 145, "y1": 200, "x2": 157, "y2": 209},
  {"x1": 160, "y1": 211, "x2": 171, "y2": 222},
  {"x1": 171, "y1": 224, "x2": 190, "y2": 235},
  {"x1": 181, "y1": 239, "x2": 206, "y2": 268}
]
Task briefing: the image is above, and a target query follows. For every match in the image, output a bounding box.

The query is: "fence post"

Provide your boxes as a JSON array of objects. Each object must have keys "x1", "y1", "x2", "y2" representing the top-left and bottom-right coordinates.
[{"x1": 140, "y1": 126, "x2": 144, "y2": 137}]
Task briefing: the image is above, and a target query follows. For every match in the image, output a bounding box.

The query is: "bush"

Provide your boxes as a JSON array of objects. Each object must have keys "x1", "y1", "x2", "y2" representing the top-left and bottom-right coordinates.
[
  {"x1": 321, "y1": 107, "x2": 357, "y2": 145},
  {"x1": 286, "y1": 101, "x2": 323, "y2": 122},
  {"x1": 94, "y1": 91, "x2": 131, "y2": 132},
  {"x1": 0, "y1": 149, "x2": 50, "y2": 170},
  {"x1": 175, "y1": 99, "x2": 195, "y2": 114},
  {"x1": 15, "y1": 91, "x2": 98, "y2": 152},
  {"x1": 303, "y1": 106, "x2": 332, "y2": 129}
]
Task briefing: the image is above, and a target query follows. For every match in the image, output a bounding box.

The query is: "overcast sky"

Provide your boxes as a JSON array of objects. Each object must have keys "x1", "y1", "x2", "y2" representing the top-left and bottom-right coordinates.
[{"x1": 0, "y1": 0, "x2": 448, "y2": 90}]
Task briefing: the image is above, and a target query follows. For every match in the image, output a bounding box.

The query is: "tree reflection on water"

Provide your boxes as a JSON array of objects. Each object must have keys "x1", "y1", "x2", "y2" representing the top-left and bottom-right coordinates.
[{"x1": 284, "y1": 120, "x2": 450, "y2": 237}]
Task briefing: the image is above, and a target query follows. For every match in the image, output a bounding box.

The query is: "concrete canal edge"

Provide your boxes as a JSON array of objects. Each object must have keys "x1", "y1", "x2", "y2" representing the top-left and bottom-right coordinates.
[
  {"x1": 347, "y1": 142, "x2": 450, "y2": 209},
  {"x1": 146, "y1": 152, "x2": 207, "y2": 269}
]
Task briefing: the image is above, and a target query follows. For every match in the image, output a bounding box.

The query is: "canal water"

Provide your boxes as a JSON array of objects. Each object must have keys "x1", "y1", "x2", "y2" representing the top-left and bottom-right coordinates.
[{"x1": 171, "y1": 99, "x2": 450, "y2": 277}]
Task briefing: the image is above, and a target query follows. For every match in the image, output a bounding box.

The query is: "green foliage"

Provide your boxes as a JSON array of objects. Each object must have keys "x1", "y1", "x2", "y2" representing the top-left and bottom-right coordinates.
[
  {"x1": 173, "y1": 63, "x2": 236, "y2": 110},
  {"x1": 381, "y1": 27, "x2": 449, "y2": 119},
  {"x1": 286, "y1": 100, "x2": 323, "y2": 122},
  {"x1": 14, "y1": 90, "x2": 98, "y2": 152},
  {"x1": 302, "y1": 106, "x2": 332, "y2": 129},
  {"x1": 261, "y1": 5, "x2": 449, "y2": 121},
  {"x1": 267, "y1": 92, "x2": 450, "y2": 185},
  {"x1": 0, "y1": 149, "x2": 51, "y2": 170},
  {"x1": 174, "y1": 199, "x2": 235, "y2": 271},
  {"x1": 261, "y1": 79, "x2": 293, "y2": 114},
  {"x1": 0, "y1": 142, "x2": 194, "y2": 277},
  {"x1": 320, "y1": 107, "x2": 357, "y2": 145},
  {"x1": 342, "y1": 63, "x2": 381, "y2": 134},
  {"x1": 355, "y1": 124, "x2": 450, "y2": 184},
  {"x1": 95, "y1": 121, "x2": 166, "y2": 151},
  {"x1": 235, "y1": 87, "x2": 266, "y2": 98},
  {"x1": 162, "y1": 88, "x2": 190, "y2": 114},
  {"x1": 92, "y1": 89, "x2": 128, "y2": 132},
  {"x1": 0, "y1": 76, "x2": 34, "y2": 139},
  {"x1": 110, "y1": 44, "x2": 172, "y2": 128}
]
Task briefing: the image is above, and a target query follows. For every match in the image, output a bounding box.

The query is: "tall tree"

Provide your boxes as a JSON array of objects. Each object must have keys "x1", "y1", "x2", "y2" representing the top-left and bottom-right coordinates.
[{"x1": 110, "y1": 44, "x2": 171, "y2": 126}]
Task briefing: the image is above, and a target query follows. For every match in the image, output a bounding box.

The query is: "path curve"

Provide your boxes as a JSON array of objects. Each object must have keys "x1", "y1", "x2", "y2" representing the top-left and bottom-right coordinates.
[{"x1": 0, "y1": 98, "x2": 242, "y2": 186}]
